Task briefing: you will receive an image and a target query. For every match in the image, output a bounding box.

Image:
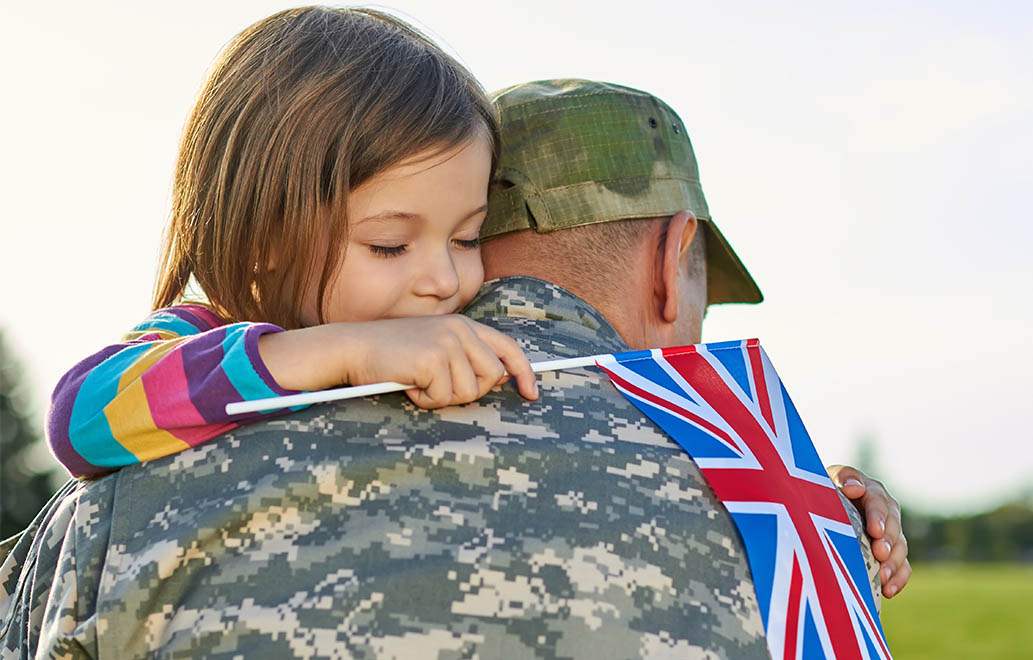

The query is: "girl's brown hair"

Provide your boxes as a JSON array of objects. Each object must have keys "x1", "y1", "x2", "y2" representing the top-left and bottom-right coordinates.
[{"x1": 154, "y1": 6, "x2": 500, "y2": 328}]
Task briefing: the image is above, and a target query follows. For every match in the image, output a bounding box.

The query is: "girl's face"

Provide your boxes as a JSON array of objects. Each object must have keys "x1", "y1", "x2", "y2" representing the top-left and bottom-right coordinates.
[{"x1": 301, "y1": 134, "x2": 492, "y2": 325}]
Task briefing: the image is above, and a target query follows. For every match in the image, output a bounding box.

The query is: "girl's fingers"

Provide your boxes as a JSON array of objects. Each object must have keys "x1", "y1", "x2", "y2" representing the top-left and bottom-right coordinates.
[
  {"x1": 880, "y1": 530, "x2": 911, "y2": 598},
  {"x1": 446, "y1": 317, "x2": 508, "y2": 400},
  {"x1": 503, "y1": 354, "x2": 539, "y2": 400},
  {"x1": 402, "y1": 319, "x2": 510, "y2": 408},
  {"x1": 828, "y1": 465, "x2": 866, "y2": 500},
  {"x1": 866, "y1": 492, "x2": 893, "y2": 545},
  {"x1": 828, "y1": 464, "x2": 892, "y2": 545},
  {"x1": 884, "y1": 557, "x2": 911, "y2": 598},
  {"x1": 473, "y1": 325, "x2": 538, "y2": 400},
  {"x1": 446, "y1": 335, "x2": 481, "y2": 404},
  {"x1": 404, "y1": 317, "x2": 537, "y2": 407},
  {"x1": 877, "y1": 503, "x2": 904, "y2": 564},
  {"x1": 411, "y1": 345, "x2": 456, "y2": 409},
  {"x1": 465, "y1": 343, "x2": 509, "y2": 399}
]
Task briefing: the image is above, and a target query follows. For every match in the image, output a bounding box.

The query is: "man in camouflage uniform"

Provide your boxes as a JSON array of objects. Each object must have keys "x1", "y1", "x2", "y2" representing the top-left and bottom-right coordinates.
[{"x1": 1, "y1": 80, "x2": 904, "y2": 659}]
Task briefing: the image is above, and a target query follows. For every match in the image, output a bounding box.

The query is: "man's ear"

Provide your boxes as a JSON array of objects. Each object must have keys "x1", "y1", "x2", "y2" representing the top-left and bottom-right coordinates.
[{"x1": 657, "y1": 211, "x2": 698, "y2": 323}]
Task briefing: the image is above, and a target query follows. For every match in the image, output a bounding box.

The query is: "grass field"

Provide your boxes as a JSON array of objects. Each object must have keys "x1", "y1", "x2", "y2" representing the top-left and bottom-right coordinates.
[{"x1": 880, "y1": 562, "x2": 1033, "y2": 659}]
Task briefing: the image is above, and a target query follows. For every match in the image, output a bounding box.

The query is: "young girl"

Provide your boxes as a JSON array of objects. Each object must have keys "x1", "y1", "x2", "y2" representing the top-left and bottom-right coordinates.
[{"x1": 47, "y1": 6, "x2": 538, "y2": 479}]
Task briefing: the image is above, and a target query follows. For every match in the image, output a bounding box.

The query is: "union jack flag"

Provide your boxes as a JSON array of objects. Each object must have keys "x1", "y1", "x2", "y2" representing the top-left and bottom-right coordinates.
[{"x1": 596, "y1": 339, "x2": 892, "y2": 660}]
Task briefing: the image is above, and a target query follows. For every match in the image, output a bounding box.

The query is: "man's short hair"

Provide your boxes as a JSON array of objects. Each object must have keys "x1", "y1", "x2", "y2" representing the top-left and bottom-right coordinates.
[{"x1": 509, "y1": 215, "x2": 706, "y2": 301}]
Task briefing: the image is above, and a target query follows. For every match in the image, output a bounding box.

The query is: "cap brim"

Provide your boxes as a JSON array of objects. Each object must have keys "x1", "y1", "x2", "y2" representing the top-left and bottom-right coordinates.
[{"x1": 703, "y1": 218, "x2": 763, "y2": 305}]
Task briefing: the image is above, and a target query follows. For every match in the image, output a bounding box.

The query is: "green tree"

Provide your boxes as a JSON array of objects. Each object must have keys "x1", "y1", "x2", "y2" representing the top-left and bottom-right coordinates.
[
  {"x1": 0, "y1": 328, "x2": 59, "y2": 539},
  {"x1": 901, "y1": 501, "x2": 1033, "y2": 563}
]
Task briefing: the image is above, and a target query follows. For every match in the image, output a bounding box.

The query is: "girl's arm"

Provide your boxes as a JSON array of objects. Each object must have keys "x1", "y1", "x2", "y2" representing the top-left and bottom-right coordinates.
[
  {"x1": 50, "y1": 309, "x2": 538, "y2": 478},
  {"x1": 48, "y1": 305, "x2": 297, "y2": 478}
]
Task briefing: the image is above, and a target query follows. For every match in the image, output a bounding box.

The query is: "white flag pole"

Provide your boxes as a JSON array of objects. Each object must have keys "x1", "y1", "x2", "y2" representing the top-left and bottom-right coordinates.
[{"x1": 225, "y1": 353, "x2": 609, "y2": 415}]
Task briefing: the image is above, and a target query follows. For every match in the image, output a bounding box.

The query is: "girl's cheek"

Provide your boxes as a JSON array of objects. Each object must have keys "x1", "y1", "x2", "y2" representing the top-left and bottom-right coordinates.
[{"x1": 458, "y1": 254, "x2": 485, "y2": 305}]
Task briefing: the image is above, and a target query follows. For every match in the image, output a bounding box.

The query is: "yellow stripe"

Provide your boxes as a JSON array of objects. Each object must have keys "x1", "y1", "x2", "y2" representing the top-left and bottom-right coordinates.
[
  {"x1": 104, "y1": 380, "x2": 191, "y2": 461},
  {"x1": 106, "y1": 337, "x2": 193, "y2": 461},
  {"x1": 115, "y1": 338, "x2": 191, "y2": 389}
]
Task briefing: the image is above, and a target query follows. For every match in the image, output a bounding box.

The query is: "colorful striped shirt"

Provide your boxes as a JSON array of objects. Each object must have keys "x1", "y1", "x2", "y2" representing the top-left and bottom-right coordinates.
[{"x1": 47, "y1": 304, "x2": 300, "y2": 478}]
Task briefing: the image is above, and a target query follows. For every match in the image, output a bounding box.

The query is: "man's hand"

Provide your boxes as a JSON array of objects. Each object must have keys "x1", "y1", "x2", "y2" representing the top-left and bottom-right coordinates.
[{"x1": 827, "y1": 465, "x2": 911, "y2": 598}]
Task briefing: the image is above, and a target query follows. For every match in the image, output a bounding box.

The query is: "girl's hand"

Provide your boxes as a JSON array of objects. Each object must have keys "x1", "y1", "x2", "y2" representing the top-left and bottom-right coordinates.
[
  {"x1": 258, "y1": 316, "x2": 538, "y2": 409},
  {"x1": 827, "y1": 464, "x2": 912, "y2": 598},
  {"x1": 351, "y1": 315, "x2": 538, "y2": 408}
]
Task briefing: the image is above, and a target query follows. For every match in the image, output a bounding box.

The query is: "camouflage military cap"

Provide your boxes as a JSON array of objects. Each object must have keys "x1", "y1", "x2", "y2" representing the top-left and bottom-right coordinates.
[{"x1": 484, "y1": 78, "x2": 763, "y2": 305}]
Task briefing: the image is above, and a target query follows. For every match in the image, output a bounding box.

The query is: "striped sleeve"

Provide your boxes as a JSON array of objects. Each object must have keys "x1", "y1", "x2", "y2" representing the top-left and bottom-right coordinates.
[{"x1": 47, "y1": 305, "x2": 302, "y2": 478}]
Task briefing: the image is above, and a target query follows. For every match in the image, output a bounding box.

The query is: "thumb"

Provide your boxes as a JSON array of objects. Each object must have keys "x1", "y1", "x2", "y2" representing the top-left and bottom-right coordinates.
[{"x1": 827, "y1": 464, "x2": 866, "y2": 500}]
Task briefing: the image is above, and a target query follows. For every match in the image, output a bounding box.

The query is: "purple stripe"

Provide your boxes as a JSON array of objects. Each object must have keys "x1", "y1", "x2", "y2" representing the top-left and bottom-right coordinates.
[
  {"x1": 47, "y1": 343, "x2": 127, "y2": 477},
  {"x1": 178, "y1": 326, "x2": 248, "y2": 424},
  {"x1": 188, "y1": 305, "x2": 227, "y2": 329},
  {"x1": 243, "y1": 324, "x2": 295, "y2": 396}
]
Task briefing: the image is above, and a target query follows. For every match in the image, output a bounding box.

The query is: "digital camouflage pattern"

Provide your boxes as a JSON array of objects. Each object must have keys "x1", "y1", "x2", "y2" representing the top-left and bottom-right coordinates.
[
  {"x1": 1, "y1": 277, "x2": 878, "y2": 659},
  {"x1": 482, "y1": 79, "x2": 763, "y2": 305}
]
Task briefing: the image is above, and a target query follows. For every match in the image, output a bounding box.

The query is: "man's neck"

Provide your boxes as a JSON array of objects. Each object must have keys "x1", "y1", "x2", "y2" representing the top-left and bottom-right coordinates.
[{"x1": 482, "y1": 247, "x2": 659, "y2": 351}]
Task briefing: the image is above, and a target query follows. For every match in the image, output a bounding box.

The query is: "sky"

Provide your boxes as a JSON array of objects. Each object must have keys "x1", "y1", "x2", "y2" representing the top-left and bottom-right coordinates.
[{"x1": 1, "y1": 0, "x2": 1030, "y2": 514}]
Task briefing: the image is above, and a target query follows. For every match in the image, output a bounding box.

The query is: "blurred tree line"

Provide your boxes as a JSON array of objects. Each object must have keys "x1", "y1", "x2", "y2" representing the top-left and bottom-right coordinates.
[
  {"x1": 902, "y1": 500, "x2": 1033, "y2": 563},
  {"x1": 853, "y1": 434, "x2": 1033, "y2": 564},
  {"x1": 1, "y1": 328, "x2": 61, "y2": 540}
]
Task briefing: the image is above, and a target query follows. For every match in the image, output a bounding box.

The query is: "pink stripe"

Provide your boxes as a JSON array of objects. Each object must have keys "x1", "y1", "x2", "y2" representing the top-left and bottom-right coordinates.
[
  {"x1": 173, "y1": 421, "x2": 240, "y2": 447},
  {"x1": 176, "y1": 304, "x2": 226, "y2": 330},
  {"x1": 141, "y1": 347, "x2": 233, "y2": 447}
]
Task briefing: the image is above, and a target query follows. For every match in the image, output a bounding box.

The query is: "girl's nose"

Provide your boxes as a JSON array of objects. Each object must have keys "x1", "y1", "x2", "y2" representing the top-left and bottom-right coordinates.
[{"x1": 413, "y1": 248, "x2": 461, "y2": 300}]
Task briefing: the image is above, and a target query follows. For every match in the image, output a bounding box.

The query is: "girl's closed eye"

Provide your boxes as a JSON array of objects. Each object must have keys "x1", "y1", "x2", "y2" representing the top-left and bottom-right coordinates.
[
  {"x1": 368, "y1": 237, "x2": 477, "y2": 256},
  {"x1": 368, "y1": 244, "x2": 407, "y2": 257}
]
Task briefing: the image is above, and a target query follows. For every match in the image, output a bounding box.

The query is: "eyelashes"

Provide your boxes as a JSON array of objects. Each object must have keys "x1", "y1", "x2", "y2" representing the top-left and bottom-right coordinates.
[
  {"x1": 367, "y1": 238, "x2": 480, "y2": 258},
  {"x1": 368, "y1": 245, "x2": 407, "y2": 257}
]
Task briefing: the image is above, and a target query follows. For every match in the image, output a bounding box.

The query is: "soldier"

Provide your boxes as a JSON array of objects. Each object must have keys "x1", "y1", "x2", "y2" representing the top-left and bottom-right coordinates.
[{"x1": 1, "y1": 79, "x2": 907, "y2": 658}]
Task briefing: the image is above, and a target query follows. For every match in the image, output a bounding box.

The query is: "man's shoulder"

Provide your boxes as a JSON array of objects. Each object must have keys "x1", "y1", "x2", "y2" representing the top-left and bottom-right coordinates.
[
  {"x1": 87, "y1": 369, "x2": 768, "y2": 658},
  {"x1": 27, "y1": 276, "x2": 770, "y2": 658},
  {"x1": 1, "y1": 478, "x2": 116, "y2": 657}
]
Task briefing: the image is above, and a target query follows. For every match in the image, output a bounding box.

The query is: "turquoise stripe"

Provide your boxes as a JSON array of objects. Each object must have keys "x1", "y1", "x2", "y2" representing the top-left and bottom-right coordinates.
[
  {"x1": 68, "y1": 342, "x2": 153, "y2": 467},
  {"x1": 131, "y1": 312, "x2": 203, "y2": 336},
  {"x1": 221, "y1": 324, "x2": 279, "y2": 401}
]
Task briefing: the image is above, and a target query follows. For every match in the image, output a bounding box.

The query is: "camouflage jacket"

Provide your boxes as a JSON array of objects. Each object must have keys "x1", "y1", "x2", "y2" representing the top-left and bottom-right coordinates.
[{"x1": 0, "y1": 276, "x2": 879, "y2": 659}]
